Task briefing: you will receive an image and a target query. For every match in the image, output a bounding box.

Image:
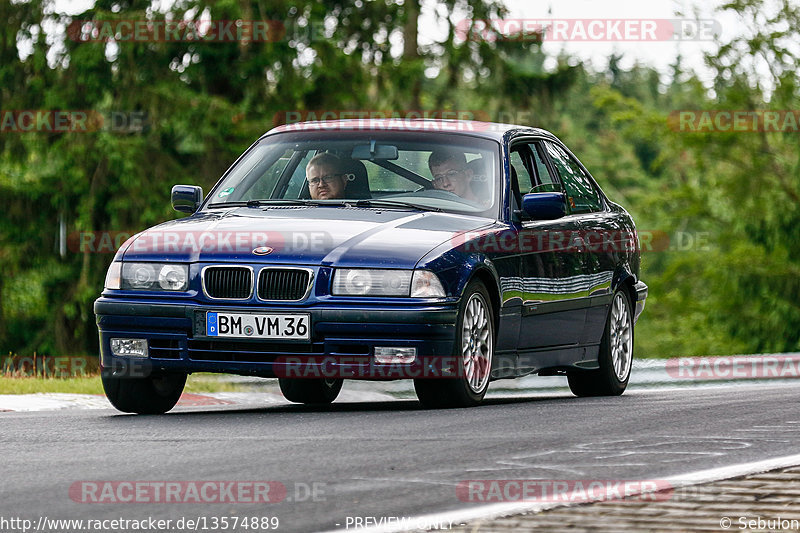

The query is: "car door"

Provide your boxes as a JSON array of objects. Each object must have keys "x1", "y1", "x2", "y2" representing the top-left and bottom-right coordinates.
[
  {"x1": 542, "y1": 140, "x2": 615, "y2": 346},
  {"x1": 511, "y1": 140, "x2": 589, "y2": 364}
]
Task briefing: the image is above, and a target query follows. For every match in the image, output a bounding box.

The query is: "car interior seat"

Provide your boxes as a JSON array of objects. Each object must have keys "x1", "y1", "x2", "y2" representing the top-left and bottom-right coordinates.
[
  {"x1": 343, "y1": 159, "x2": 371, "y2": 199},
  {"x1": 467, "y1": 158, "x2": 487, "y2": 199}
]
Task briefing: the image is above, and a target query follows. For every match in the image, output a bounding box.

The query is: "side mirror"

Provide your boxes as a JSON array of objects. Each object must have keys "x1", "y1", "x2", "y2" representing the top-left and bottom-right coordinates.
[
  {"x1": 520, "y1": 192, "x2": 567, "y2": 220},
  {"x1": 171, "y1": 185, "x2": 203, "y2": 214}
]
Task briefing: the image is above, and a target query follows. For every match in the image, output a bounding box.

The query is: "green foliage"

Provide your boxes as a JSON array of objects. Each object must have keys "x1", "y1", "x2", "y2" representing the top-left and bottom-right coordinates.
[{"x1": 1, "y1": 0, "x2": 798, "y2": 357}]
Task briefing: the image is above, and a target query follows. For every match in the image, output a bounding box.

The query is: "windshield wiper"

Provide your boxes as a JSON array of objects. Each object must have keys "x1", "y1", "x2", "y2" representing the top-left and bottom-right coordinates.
[
  {"x1": 205, "y1": 199, "x2": 440, "y2": 212},
  {"x1": 354, "y1": 199, "x2": 441, "y2": 212},
  {"x1": 206, "y1": 199, "x2": 313, "y2": 209}
]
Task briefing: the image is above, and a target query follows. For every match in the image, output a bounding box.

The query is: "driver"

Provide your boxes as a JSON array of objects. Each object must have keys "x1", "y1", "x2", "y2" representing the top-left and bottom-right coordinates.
[
  {"x1": 306, "y1": 153, "x2": 350, "y2": 200},
  {"x1": 428, "y1": 149, "x2": 478, "y2": 202}
]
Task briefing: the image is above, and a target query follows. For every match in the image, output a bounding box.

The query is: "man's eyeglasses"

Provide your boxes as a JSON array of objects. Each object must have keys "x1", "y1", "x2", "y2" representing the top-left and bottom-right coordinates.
[
  {"x1": 432, "y1": 168, "x2": 466, "y2": 186},
  {"x1": 307, "y1": 174, "x2": 342, "y2": 187}
]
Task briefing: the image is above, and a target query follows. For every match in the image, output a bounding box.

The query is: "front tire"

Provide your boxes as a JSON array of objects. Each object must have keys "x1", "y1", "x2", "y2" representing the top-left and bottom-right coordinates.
[
  {"x1": 415, "y1": 280, "x2": 494, "y2": 408},
  {"x1": 102, "y1": 372, "x2": 186, "y2": 414},
  {"x1": 279, "y1": 378, "x2": 343, "y2": 404},
  {"x1": 568, "y1": 288, "x2": 634, "y2": 397}
]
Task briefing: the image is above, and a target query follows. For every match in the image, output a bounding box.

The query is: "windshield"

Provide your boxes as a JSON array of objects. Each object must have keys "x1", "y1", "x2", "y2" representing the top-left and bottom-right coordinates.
[{"x1": 203, "y1": 130, "x2": 501, "y2": 216}]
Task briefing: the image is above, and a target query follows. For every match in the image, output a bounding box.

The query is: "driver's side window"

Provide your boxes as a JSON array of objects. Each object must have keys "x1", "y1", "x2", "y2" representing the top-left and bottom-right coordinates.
[
  {"x1": 510, "y1": 149, "x2": 534, "y2": 192},
  {"x1": 509, "y1": 144, "x2": 535, "y2": 211},
  {"x1": 529, "y1": 142, "x2": 559, "y2": 192},
  {"x1": 282, "y1": 151, "x2": 316, "y2": 199}
]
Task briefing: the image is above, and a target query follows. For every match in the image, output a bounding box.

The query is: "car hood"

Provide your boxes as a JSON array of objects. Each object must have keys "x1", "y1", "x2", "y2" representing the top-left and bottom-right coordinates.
[{"x1": 120, "y1": 207, "x2": 493, "y2": 268}]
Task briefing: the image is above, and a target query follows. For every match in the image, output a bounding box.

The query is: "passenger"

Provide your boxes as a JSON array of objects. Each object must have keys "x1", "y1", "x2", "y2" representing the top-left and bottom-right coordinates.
[{"x1": 428, "y1": 149, "x2": 478, "y2": 202}]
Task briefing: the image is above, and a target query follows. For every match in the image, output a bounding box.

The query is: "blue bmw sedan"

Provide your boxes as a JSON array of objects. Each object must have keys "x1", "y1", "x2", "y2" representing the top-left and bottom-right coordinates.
[{"x1": 95, "y1": 119, "x2": 647, "y2": 413}]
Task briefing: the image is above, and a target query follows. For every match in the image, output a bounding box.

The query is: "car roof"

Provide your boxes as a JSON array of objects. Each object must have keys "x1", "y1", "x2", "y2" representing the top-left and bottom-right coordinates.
[{"x1": 264, "y1": 119, "x2": 558, "y2": 143}]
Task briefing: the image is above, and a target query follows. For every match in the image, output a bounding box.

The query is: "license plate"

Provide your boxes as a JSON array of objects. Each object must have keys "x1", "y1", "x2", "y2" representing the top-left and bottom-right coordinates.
[{"x1": 206, "y1": 312, "x2": 310, "y2": 340}]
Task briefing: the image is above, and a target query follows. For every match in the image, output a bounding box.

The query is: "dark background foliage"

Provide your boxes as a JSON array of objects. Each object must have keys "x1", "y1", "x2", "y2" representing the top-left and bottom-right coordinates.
[{"x1": 1, "y1": 0, "x2": 798, "y2": 357}]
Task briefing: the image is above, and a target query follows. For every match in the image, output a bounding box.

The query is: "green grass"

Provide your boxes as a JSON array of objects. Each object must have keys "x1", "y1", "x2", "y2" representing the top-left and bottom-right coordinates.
[
  {"x1": 0, "y1": 376, "x2": 105, "y2": 395},
  {"x1": 0, "y1": 353, "x2": 264, "y2": 395},
  {"x1": 0, "y1": 373, "x2": 258, "y2": 395}
]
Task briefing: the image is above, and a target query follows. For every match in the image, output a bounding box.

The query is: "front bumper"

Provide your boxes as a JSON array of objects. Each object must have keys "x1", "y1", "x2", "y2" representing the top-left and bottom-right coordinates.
[
  {"x1": 95, "y1": 297, "x2": 458, "y2": 379},
  {"x1": 633, "y1": 281, "x2": 648, "y2": 324}
]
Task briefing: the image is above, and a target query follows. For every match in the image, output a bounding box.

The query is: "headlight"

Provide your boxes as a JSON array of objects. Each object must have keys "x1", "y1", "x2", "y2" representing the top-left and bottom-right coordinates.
[
  {"x1": 120, "y1": 263, "x2": 189, "y2": 291},
  {"x1": 104, "y1": 262, "x2": 121, "y2": 290},
  {"x1": 123, "y1": 263, "x2": 156, "y2": 289},
  {"x1": 332, "y1": 269, "x2": 412, "y2": 296},
  {"x1": 331, "y1": 269, "x2": 445, "y2": 297},
  {"x1": 410, "y1": 270, "x2": 446, "y2": 297},
  {"x1": 158, "y1": 264, "x2": 188, "y2": 290}
]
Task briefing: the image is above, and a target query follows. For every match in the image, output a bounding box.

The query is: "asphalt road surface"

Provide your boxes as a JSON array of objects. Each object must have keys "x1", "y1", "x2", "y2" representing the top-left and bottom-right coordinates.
[{"x1": 2, "y1": 381, "x2": 800, "y2": 533}]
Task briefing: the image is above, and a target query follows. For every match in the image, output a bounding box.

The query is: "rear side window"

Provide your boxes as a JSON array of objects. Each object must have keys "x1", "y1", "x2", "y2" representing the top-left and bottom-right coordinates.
[{"x1": 543, "y1": 141, "x2": 603, "y2": 214}]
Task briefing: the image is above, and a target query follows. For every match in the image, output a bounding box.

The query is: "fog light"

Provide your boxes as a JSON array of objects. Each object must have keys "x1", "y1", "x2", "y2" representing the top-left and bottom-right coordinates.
[
  {"x1": 110, "y1": 338, "x2": 149, "y2": 358},
  {"x1": 374, "y1": 347, "x2": 417, "y2": 364}
]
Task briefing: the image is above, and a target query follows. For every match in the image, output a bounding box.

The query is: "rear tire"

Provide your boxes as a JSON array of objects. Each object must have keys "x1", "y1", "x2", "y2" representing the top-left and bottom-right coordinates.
[
  {"x1": 415, "y1": 280, "x2": 494, "y2": 408},
  {"x1": 568, "y1": 288, "x2": 634, "y2": 397},
  {"x1": 279, "y1": 378, "x2": 343, "y2": 404},
  {"x1": 102, "y1": 372, "x2": 186, "y2": 414}
]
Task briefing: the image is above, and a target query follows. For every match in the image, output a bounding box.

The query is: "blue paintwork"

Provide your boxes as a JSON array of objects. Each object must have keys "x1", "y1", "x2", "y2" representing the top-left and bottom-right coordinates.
[
  {"x1": 171, "y1": 185, "x2": 203, "y2": 213},
  {"x1": 95, "y1": 120, "x2": 646, "y2": 381},
  {"x1": 116, "y1": 208, "x2": 493, "y2": 267},
  {"x1": 521, "y1": 192, "x2": 567, "y2": 220}
]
